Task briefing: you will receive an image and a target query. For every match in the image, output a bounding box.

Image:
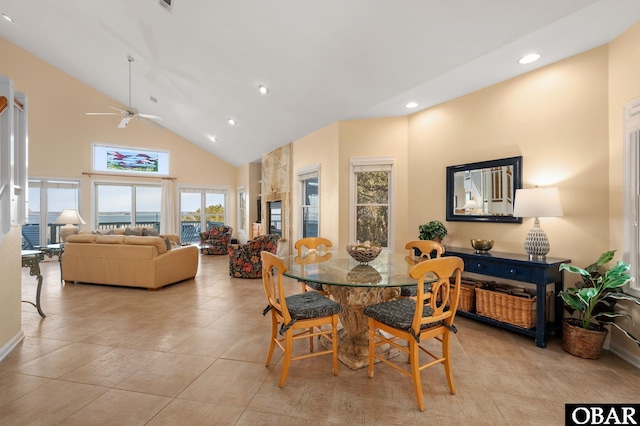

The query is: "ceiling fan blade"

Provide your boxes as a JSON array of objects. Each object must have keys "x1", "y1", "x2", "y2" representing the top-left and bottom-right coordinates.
[
  {"x1": 137, "y1": 113, "x2": 163, "y2": 120},
  {"x1": 109, "y1": 106, "x2": 129, "y2": 115},
  {"x1": 85, "y1": 112, "x2": 119, "y2": 116},
  {"x1": 118, "y1": 117, "x2": 131, "y2": 128}
]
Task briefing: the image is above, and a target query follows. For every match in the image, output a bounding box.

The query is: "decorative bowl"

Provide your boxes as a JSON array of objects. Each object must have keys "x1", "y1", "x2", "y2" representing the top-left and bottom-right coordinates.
[
  {"x1": 346, "y1": 243, "x2": 382, "y2": 264},
  {"x1": 471, "y1": 239, "x2": 494, "y2": 253}
]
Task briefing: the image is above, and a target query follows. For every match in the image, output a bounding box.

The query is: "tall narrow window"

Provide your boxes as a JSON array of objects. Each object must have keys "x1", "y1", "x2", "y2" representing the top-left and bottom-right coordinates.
[
  {"x1": 623, "y1": 101, "x2": 640, "y2": 296},
  {"x1": 298, "y1": 165, "x2": 319, "y2": 239},
  {"x1": 28, "y1": 179, "x2": 81, "y2": 245},
  {"x1": 94, "y1": 183, "x2": 161, "y2": 231},
  {"x1": 179, "y1": 185, "x2": 228, "y2": 243},
  {"x1": 238, "y1": 189, "x2": 246, "y2": 232},
  {"x1": 350, "y1": 158, "x2": 394, "y2": 249}
]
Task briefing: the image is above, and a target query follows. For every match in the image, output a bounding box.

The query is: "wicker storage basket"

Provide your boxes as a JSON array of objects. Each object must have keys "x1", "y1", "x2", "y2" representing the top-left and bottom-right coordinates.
[
  {"x1": 562, "y1": 319, "x2": 608, "y2": 359},
  {"x1": 475, "y1": 287, "x2": 551, "y2": 329},
  {"x1": 437, "y1": 279, "x2": 482, "y2": 312}
]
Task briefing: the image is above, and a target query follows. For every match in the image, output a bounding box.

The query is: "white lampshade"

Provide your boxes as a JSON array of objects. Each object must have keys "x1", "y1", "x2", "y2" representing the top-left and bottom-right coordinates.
[
  {"x1": 54, "y1": 209, "x2": 86, "y2": 225},
  {"x1": 462, "y1": 199, "x2": 480, "y2": 210},
  {"x1": 54, "y1": 209, "x2": 86, "y2": 242},
  {"x1": 513, "y1": 188, "x2": 563, "y2": 218},
  {"x1": 513, "y1": 187, "x2": 563, "y2": 260}
]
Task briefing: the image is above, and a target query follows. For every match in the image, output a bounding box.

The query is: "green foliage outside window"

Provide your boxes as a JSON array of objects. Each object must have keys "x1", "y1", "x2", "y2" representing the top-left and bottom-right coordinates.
[{"x1": 356, "y1": 171, "x2": 389, "y2": 247}]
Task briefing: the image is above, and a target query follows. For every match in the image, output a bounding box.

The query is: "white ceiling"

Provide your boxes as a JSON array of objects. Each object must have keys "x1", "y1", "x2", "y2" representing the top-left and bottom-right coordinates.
[{"x1": 1, "y1": 1, "x2": 640, "y2": 167}]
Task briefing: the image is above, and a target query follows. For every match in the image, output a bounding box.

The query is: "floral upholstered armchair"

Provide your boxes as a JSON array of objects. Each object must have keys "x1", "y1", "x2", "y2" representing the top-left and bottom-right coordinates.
[
  {"x1": 199, "y1": 225, "x2": 233, "y2": 255},
  {"x1": 228, "y1": 234, "x2": 280, "y2": 278}
]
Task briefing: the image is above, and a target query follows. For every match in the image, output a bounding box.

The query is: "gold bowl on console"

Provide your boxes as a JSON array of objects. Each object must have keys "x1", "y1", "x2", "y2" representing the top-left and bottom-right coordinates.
[{"x1": 471, "y1": 239, "x2": 494, "y2": 253}]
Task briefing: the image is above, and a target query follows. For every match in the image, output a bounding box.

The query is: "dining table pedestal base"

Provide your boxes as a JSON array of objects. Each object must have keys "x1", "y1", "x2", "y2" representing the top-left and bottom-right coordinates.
[{"x1": 325, "y1": 285, "x2": 401, "y2": 370}]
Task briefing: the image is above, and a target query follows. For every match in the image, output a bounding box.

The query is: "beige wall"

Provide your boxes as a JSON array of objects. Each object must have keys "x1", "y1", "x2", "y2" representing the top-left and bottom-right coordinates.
[
  {"x1": 235, "y1": 162, "x2": 262, "y2": 244},
  {"x1": 0, "y1": 227, "x2": 23, "y2": 358},
  {"x1": 408, "y1": 45, "x2": 610, "y2": 264},
  {"x1": 291, "y1": 122, "x2": 340, "y2": 245},
  {"x1": 338, "y1": 117, "x2": 409, "y2": 251},
  {"x1": 608, "y1": 21, "x2": 640, "y2": 360}
]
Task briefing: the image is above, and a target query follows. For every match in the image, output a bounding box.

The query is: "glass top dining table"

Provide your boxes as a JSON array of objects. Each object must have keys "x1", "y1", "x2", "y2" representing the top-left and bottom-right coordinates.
[
  {"x1": 281, "y1": 250, "x2": 421, "y2": 370},
  {"x1": 281, "y1": 251, "x2": 419, "y2": 288}
]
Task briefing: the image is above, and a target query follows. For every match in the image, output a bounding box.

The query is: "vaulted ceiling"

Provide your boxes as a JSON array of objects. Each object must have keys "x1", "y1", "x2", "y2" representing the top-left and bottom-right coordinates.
[{"x1": 1, "y1": 1, "x2": 639, "y2": 166}]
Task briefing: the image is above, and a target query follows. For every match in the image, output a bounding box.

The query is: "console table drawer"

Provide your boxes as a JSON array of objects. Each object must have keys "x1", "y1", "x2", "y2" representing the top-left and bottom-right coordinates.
[
  {"x1": 500, "y1": 265, "x2": 532, "y2": 282},
  {"x1": 465, "y1": 260, "x2": 496, "y2": 275}
]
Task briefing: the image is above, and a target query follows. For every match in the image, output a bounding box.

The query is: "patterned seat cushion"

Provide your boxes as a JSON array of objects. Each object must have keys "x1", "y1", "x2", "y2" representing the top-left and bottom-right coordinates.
[
  {"x1": 364, "y1": 298, "x2": 442, "y2": 342},
  {"x1": 265, "y1": 291, "x2": 343, "y2": 334},
  {"x1": 399, "y1": 282, "x2": 432, "y2": 297}
]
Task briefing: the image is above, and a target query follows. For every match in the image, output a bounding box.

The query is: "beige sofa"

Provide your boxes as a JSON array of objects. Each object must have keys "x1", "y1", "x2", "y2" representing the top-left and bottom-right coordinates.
[{"x1": 61, "y1": 234, "x2": 199, "y2": 289}]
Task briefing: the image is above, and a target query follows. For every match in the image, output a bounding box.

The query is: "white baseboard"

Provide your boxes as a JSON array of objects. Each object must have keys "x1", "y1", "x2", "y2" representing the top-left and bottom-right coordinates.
[
  {"x1": 0, "y1": 330, "x2": 24, "y2": 362},
  {"x1": 609, "y1": 341, "x2": 640, "y2": 369}
]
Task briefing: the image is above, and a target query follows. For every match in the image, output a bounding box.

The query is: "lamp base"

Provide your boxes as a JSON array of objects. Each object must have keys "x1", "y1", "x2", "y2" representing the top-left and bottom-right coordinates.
[
  {"x1": 60, "y1": 224, "x2": 79, "y2": 242},
  {"x1": 524, "y1": 218, "x2": 550, "y2": 261}
]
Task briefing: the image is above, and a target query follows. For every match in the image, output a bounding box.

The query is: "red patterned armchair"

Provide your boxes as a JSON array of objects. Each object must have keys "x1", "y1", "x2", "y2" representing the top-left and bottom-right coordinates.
[
  {"x1": 199, "y1": 225, "x2": 233, "y2": 255},
  {"x1": 228, "y1": 234, "x2": 280, "y2": 278}
]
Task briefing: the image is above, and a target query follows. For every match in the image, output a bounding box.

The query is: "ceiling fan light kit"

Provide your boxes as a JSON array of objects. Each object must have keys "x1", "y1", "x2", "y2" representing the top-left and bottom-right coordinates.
[{"x1": 85, "y1": 55, "x2": 163, "y2": 129}]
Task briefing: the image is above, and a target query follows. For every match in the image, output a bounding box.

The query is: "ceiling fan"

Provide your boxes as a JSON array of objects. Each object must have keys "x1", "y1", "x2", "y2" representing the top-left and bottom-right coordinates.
[{"x1": 85, "y1": 55, "x2": 163, "y2": 129}]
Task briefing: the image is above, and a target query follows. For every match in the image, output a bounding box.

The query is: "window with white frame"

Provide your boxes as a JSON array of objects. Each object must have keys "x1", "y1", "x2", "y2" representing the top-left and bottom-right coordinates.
[
  {"x1": 238, "y1": 189, "x2": 246, "y2": 232},
  {"x1": 94, "y1": 182, "x2": 161, "y2": 231},
  {"x1": 178, "y1": 185, "x2": 228, "y2": 243},
  {"x1": 623, "y1": 101, "x2": 640, "y2": 296},
  {"x1": 350, "y1": 157, "x2": 394, "y2": 249},
  {"x1": 298, "y1": 165, "x2": 320, "y2": 239},
  {"x1": 28, "y1": 178, "x2": 81, "y2": 245}
]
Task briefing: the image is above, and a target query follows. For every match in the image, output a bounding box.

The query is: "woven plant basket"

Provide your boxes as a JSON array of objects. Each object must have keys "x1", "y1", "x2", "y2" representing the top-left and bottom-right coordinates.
[{"x1": 562, "y1": 318, "x2": 608, "y2": 359}]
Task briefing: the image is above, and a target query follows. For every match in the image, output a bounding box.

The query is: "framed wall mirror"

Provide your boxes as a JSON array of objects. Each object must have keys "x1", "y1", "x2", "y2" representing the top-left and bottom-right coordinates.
[{"x1": 446, "y1": 156, "x2": 522, "y2": 223}]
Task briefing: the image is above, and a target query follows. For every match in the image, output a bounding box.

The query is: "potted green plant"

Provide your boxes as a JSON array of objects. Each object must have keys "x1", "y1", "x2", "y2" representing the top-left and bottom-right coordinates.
[
  {"x1": 559, "y1": 250, "x2": 640, "y2": 359},
  {"x1": 418, "y1": 220, "x2": 447, "y2": 243}
]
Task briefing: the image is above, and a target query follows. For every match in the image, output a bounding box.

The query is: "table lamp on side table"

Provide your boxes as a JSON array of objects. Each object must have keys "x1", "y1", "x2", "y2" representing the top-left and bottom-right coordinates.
[
  {"x1": 54, "y1": 209, "x2": 86, "y2": 242},
  {"x1": 513, "y1": 187, "x2": 563, "y2": 260}
]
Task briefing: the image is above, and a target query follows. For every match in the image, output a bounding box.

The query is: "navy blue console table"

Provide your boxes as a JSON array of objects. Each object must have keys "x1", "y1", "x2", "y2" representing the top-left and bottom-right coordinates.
[{"x1": 444, "y1": 247, "x2": 570, "y2": 348}]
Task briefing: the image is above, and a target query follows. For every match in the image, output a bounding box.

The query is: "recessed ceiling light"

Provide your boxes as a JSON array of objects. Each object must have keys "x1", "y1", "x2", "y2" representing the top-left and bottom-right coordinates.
[
  {"x1": 258, "y1": 85, "x2": 269, "y2": 95},
  {"x1": 518, "y1": 53, "x2": 541, "y2": 65},
  {"x1": 227, "y1": 118, "x2": 237, "y2": 126},
  {"x1": 405, "y1": 101, "x2": 419, "y2": 109},
  {"x1": 208, "y1": 135, "x2": 217, "y2": 142},
  {"x1": 2, "y1": 13, "x2": 14, "y2": 23}
]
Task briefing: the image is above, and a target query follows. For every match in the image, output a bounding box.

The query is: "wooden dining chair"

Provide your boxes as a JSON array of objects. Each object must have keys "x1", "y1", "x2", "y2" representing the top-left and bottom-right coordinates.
[
  {"x1": 294, "y1": 237, "x2": 333, "y2": 295},
  {"x1": 401, "y1": 240, "x2": 445, "y2": 298},
  {"x1": 261, "y1": 251, "x2": 342, "y2": 387},
  {"x1": 363, "y1": 256, "x2": 464, "y2": 411}
]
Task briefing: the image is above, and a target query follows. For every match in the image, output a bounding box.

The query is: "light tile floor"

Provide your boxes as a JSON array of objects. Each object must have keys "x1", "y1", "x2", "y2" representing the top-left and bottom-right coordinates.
[{"x1": 2, "y1": 254, "x2": 639, "y2": 425}]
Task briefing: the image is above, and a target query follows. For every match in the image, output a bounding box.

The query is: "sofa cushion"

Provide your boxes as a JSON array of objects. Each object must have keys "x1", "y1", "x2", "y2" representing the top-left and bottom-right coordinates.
[
  {"x1": 67, "y1": 234, "x2": 98, "y2": 243},
  {"x1": 124, "y1": 235, "x2": 168, "y2": 254},
  {"x1": 96, "y1": 235, "x2": 126, "y2": 244}
]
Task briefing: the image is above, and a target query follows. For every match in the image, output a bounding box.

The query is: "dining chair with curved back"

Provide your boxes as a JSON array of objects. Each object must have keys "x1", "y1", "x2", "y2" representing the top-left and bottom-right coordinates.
[
  {"x1": 364, "y1": 256, "x2": 464, "y2": 411},
  {"x1": 261, "y1": 251, "x2": 343, "y2": 388},
  {"x1": 294, "y1": 237, "x2": 333, "y2": 295},
  {"x1": 400, "y1": 240, "x2": 445, "y2": 298}
]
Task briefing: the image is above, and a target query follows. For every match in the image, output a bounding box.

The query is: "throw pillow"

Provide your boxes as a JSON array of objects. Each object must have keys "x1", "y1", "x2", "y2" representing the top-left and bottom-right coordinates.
[
  {"x1": 142, "y1": 228, "x2": 159, "y2": 236},
  {"x1": 164, "y1": 237, "x2": 172, "y2": 250},
  {"x1": 124, "y1": 227, "x2": 143, "y2": 236}
]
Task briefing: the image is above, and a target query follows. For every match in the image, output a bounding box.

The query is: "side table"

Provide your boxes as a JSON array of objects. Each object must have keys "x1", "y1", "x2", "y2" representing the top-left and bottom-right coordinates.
[
  {"x1": 36, "y1": 244, "x2": 64, "y2": 282},
  {"x1": 21, "y1": 250, "x2": 45, "y2": 317}
]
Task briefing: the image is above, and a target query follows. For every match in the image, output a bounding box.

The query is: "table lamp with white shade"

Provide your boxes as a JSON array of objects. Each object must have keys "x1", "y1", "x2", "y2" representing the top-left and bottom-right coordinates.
[
  {"x1": 54, "y1": 209, "x2": 86, "y2": 242},
  {"x1": 462, "y1": 199, "x2": 481, "y2": 215},
  {"x1": 513, "y1": 187, "x2": 563, "y2": 260}
]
